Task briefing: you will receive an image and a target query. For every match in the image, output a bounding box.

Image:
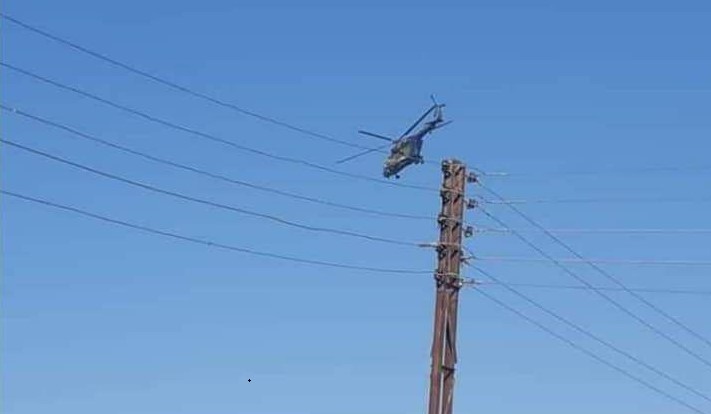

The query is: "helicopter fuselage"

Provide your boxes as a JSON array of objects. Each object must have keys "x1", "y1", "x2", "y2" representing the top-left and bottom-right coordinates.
[
  {"x1": 344, "y1": 99, "x2": 447, "y2": 179},
  {"x1": 382, "y1": 132, "x2": 427, "y2": 178}
]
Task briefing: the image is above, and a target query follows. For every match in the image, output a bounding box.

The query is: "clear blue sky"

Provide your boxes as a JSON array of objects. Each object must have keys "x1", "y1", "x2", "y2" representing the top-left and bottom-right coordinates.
[{"x1": 2, "y1": 1, "x2": 711, "y2": 413}]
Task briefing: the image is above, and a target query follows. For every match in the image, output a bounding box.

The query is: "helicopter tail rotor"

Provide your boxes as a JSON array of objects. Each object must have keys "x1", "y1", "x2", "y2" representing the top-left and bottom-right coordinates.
[{"x1": 432, "y1": 120, "x2": 453, "y2": 131}]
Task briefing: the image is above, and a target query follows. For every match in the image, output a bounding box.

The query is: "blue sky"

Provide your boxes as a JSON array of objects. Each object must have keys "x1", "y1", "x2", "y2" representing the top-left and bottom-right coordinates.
[{"x1": 2, "y1": 1, "x2": 710, "y2": 413}]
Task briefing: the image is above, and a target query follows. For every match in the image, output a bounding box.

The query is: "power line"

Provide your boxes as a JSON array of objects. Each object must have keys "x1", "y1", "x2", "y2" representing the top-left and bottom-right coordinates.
[
  {"x1": 478, "y1": 182, "x2": 711, "y2": 362},
  {"x1": 470, "y1": 265, "x2": 711, "y2": 407},
  {"x1": 0, "y1": 13, "x2": 453, "y2": 171},
  {"x1": 6, "y1": 7, "x2": 707, "y2": 393},
  {"x1": 2, "y1": 138, "x2": 424, "y2": 248},
  {"x1": 19, "y1": 156, "x2": 700, "y2": 410},
  {"x1": 0, "y1": 104, "x2": 431, "y2": 221},
  {"x1": 483, "y1": 197, "x2": 711, "y2": 205},
  {"x1": 11, "y1": 10, "x2": 709, "y2": 409},
  {"x1": 472, "y1": 280, "x2": 711, "y2": 296},
  {"x1": 1, "y1": 190, "x2": 432, "y2": 275},
  {"x1": 2, "y1": 14, "x2": 510, "y2": 180},
  {"x1": 0, "y1": 13, "x2": 386, "y2": 153},
  {"x1": 484, "y1": 165, "x2": 711, "y2": 180},
  {"x1": 4, "y1": 12, "x2": 704, "y2": 184},
  {"x1": 478, "y1": 206, "x2": 711, "y2": 368},
  {"x1": 473, "y1": 287, "x2": 707, "y2": 414},
  {"x1": 1, "y1": 62, "x2": 439, "y2": 193},
  {"x1": 474, "y1": 256, "x2": 711, "y2": 267},
  {"x1": 477, "y1": 227, "x2": 711, "y2": 235}
]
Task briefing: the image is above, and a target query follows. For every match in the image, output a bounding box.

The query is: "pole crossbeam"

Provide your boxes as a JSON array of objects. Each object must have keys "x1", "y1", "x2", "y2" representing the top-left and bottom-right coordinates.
[{"x1": 428, "y1": 160, "x2": 467, "y2": 414}]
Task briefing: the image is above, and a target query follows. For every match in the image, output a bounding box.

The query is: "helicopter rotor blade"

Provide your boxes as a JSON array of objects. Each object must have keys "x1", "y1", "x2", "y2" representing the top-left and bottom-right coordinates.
[
  {"x1": 335, "y1": 142, "x2": 392, "y2": 164},
  {"x1": 399, "y1": 104, "x2": 437, "y2": 139},
  {"x1": 358, "y1": 130, "x2": 395, "y2": 142}
]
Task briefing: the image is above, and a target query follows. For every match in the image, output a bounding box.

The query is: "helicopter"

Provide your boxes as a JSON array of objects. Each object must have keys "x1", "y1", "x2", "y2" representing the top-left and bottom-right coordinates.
[{"x1": 336, "y1": 96, "x2": 451, "y2": 179}]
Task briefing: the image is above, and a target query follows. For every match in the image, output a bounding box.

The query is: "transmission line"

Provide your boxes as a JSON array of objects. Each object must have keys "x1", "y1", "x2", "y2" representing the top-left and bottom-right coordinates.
[
  {"x1": 1, "y1": 62, "x2": 439, "y2": 193},
  {"x1": 2, "y1": 138, "x2": 424, "y2": 248},
  {"x1": 472, "y1": 280, "x2": 711, "y2": 296},
  {"x1": 473, "y1": 287, "x2": 707, "y2": 414},
  {"x1": 477, "y1": 227, "x2": 711, "y2": 235},
  {"x1": 0, "y1": 13, "x2": 387, "y2": 153},
  {"x1": 470, "y1": 265, "x2": 711, "y2": 407},
  {"x1": 477, "y1": 183, "x2": 711, "y2": 363},
  {"x1": 484, "y1": 165, "x2": 711, "y2": 179},
  {"x1": 474, "y1": 256, "x2": 711, "y2": 267},
  {"x1": 1, "y1": 190, "x2": 431, "y2": 275},
  {"x1": 4, "y1": 13, "x2": 705, "y2": 182},
  {"x1": 0, "y1": 104, "x2": 431, "y2": 221},
  {"x1": 484, "y1": 197, "x2": 711, "y2": 205},
  {"x1": 0, "y1": 13, "x2": 456, "y2": 171},
  {"x1": 479, "y1": 206, "x2": 711, "y2": 368}
]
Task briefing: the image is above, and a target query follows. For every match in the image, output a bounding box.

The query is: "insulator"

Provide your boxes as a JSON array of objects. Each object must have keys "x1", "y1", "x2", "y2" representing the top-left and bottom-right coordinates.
[
  {"x1": 464, "y1": 226, "x2": 474, "y2": 238},
  {"x1": 437, "y1": 213, "x2": 448, "y2": 226}
]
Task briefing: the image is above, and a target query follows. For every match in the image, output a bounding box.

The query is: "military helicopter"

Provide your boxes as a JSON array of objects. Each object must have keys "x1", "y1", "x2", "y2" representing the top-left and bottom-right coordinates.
[{"x1": 336, "y1": 96, "x2": 451, "y2": 179}]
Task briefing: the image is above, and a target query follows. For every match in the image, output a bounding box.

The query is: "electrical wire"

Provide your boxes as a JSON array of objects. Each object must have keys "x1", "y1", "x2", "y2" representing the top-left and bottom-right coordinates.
[
  {"x1": 470, "y1": 265, "x2": 711, "y2": 407},
  {"x1": 473, "y1": 287, "x2": 707, "y2": 414},
  {"x1": 2, "y1": 138, "x2": 424, "y2": 248},
  {"x1": 478, "y1": 206, "x2": 711, "y2": 368},
  {"x1": 484, "y1": 197, "x2": 711, "y2": 205},
  {"x1": 5, "y1": 14, "x2": 704, "y2": 183},
  {"x1": 478, "y1": 182, "x2": 711, "y2": 362},
  {"x1": 472, "y1": 280, "x2": 711, "y2": 296},
  {"x1": 484, "y1": 165, "x2": 711, "y2": 179},
  {"x1": 0, "y1": 104, "x2": 432, "y2": 221},
  {"x1": 0, "y1": 13, "x2": 389, "y2": 153},
  {"x1": 1, "y1": 63, "x2": 439, "y2": 193},
  {"x1": 1, "y1": 190, "x2": 432, "y2": 275},
  {"x1": 0, "y1": 13, "x2": 454, "y2": 171},
  {"x1": 474, "y1": 256, "x2": 711, "y2": 267},
  {"x1": 464, "y1": 245, "x2": 711, "y2": 295},
  {"x1": 7, "y1": 191, "x2": 704, "y2": 411},
  {"x1": 477, "y1": 227, "x2": 711, "y2": 235}
]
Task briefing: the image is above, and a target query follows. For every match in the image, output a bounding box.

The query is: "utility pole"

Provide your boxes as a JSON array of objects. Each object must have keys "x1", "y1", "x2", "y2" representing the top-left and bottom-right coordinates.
[{"x1": 428, "y1": 159, "x2": 468, "y2": 414}]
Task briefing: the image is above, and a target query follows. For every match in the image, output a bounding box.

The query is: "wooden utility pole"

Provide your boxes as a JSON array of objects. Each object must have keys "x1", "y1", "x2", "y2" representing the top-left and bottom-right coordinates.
[{"x1": 428, "y1": 159, "x2": 467, "y2": 414}]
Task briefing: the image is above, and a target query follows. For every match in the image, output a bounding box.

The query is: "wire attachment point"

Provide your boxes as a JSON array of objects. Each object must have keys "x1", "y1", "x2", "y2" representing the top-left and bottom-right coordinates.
[{"x1": 464, "y1": 226, "x2": 474, "y2": 238}]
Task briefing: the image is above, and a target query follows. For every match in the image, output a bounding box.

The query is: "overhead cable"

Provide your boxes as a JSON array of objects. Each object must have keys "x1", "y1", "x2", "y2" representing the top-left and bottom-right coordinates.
[
  {"x1": 1, "y1": 104, "x2": 431, "y2": 221},
  {"x1": 478, "y1": 227, "x2": 711, "y2": 235},
  {"x1": 473, "y1": 287, "x2": 707, "y2": 414},
  {"x1": 478, "y1": 182, "x2": 711, "y2": 361},
  {"x1": 0, "y1": 13, "x2": 459, "y2": 171},
  {"x1": 1, "y1": 63, "x2": 439, "y2": 193},
  {"x1": 0, "y1": 13, "x2": 388, "y2": 153},
  {"x1": 483, "y1": 197, "x2": 711, "y2": 205},
  {"x1": 2, "y1": 138, "x2": 423, "y2": 248},
  {"x1": 2, "y1": 190, "x2": 432, "y2": 275},
  {"x1": 472, "y1": 280, "x2": 711, "y2": 296},
  {"x1": 484, "y1": 165, "x2": 711, "y2": 179},
  {"x1": 475, "y1": 256, "x2": 711, "y2": 267},
  {"x1": 471, "y1": 265, "x2": 711, "y2": 407}
]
